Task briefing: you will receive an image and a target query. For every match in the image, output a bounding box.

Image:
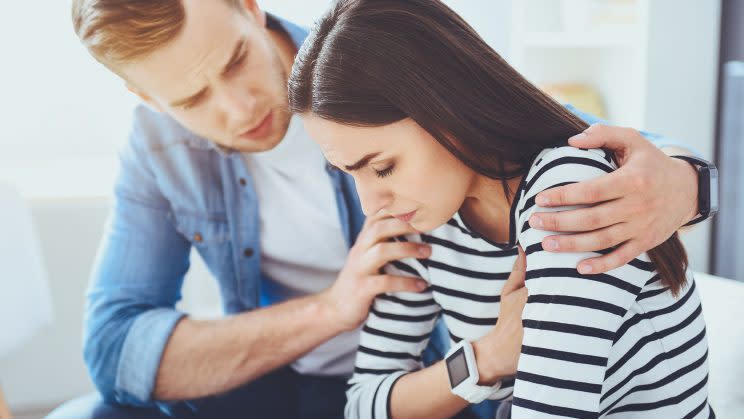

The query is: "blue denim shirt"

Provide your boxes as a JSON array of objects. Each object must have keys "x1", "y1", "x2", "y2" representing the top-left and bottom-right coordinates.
[{"x1": 82, "y1": 15, "x2": 688, "y2": 408}]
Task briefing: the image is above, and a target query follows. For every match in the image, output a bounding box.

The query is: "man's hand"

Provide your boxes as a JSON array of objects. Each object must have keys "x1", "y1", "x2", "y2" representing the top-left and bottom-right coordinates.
[
  {"x1": 528, "y1": 124, "x2": 699, "y2": 275},
  {"x1": 320, "y1": 211, "x2": 431, "y2": 332},
  {"x1": 473, "y1": 247, "x2": 528, "y2": 384}
]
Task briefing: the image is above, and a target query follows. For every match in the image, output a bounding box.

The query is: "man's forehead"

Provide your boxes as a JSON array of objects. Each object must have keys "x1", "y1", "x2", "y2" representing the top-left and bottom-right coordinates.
[{"x1": 123, "y1": 3, "x2": 255, "y2": 99}]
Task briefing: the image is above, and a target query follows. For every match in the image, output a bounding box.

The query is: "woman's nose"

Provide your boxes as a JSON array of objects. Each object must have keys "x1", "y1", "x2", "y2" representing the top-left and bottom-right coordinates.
[{"x1": 358, "y1": 181, "x2": 393, "y2": 217}]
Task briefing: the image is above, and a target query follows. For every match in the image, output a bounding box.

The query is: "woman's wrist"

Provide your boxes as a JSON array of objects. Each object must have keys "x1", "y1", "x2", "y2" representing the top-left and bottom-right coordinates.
[{"x1": 472, "y1": 338, "x2": 505, "y2": 386}]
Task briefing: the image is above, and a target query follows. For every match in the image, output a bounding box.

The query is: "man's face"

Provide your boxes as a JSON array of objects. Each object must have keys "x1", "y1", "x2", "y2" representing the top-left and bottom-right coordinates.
[{"x1": 122, "y1": 0, "x2": 292, "y2": 152}]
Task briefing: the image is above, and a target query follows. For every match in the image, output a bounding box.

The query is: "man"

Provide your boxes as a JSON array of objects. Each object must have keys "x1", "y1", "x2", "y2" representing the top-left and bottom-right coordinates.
[{"x1": 51, "y1": 0, "x2": 709, "y2": 418}]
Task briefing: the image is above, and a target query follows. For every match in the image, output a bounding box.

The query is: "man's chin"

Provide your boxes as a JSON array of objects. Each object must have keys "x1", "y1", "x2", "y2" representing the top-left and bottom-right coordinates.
[{"x1": 231, "y1": 132, "x2": 284, "y2": 153}]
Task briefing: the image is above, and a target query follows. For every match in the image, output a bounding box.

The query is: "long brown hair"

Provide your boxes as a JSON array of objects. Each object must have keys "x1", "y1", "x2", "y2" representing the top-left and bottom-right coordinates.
[{"x1": 288, "y1": 0, "x2": 688, "y2": 294}]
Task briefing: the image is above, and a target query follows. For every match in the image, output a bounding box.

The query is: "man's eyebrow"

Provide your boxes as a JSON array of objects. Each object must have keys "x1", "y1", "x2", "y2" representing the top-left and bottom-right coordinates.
[
  {"x1": 170, "y1": 86, "x2": 208, "y2": 108},
  {"x1": 169, "y1": 39, "x2": 247, "y2": 108},
  {"x1": 221, "y1": 39, "x2": 248, "y2": 76},
  {"x1": 345, "y1": 152, "x2": 382, "y2": 171}
]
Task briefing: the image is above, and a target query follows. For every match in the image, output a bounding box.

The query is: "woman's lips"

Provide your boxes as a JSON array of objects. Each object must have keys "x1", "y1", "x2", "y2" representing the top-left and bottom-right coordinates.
[{"x1": 394, "y1": 210, "x2": 417, "y2": 223}]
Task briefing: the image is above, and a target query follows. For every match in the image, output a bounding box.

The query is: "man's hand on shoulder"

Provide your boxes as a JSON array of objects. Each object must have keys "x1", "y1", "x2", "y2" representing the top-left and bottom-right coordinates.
[{"x1": 528, "y1": 124, "x2": 699, "y2": 274}]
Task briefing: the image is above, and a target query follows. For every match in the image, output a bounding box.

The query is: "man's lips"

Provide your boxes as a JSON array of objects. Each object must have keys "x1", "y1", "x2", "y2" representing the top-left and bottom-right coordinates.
[
  {"x1": 394, "y1": 210, "x2": 417, "y2": 223},
  {"x1": 238, "y1": 111, "x2": 273, "y2": 140}
]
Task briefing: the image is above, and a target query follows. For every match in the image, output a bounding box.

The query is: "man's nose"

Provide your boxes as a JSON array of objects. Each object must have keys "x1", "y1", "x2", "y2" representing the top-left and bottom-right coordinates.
[{"x1": 218, "y1": 87, "x2": 258, "y2": 129}]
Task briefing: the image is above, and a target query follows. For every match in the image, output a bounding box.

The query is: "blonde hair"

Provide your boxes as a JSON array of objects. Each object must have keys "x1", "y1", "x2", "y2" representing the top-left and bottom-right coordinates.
[{"x1": 72, "y1": 0, "x2": 244, "y2": 70}]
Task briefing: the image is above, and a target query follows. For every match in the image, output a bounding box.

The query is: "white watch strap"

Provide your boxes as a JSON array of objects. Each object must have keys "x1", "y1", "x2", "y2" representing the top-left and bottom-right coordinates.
[{"x1": 445, "y1": 340, "x2": 503, "y2": 404}]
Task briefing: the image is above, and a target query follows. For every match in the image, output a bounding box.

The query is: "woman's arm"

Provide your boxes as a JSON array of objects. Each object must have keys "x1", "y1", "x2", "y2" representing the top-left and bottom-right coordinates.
[
  {"x1": 347, "y1": 244, "x2": 528, "y2": 419},
  {"x1": 388, "y1": 253, "x2": 528, "y2": 419},
  {"x1": 345, "y1": 253, "x2": 442, "y2": 418},
  {"x1": 512, "y1": 146, "x2": 651, "y2": 417}
]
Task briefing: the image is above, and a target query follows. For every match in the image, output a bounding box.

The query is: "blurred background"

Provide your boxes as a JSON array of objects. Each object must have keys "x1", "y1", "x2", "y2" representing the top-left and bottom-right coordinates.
[{"x1": 0, "y1": 0, "x2": 742, "y2": 417}]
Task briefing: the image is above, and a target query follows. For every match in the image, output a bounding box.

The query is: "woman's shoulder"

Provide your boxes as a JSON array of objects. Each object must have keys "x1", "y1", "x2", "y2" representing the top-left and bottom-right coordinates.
[{"x1": 521, "y1": 146, "x2": 618, "y2": 195}]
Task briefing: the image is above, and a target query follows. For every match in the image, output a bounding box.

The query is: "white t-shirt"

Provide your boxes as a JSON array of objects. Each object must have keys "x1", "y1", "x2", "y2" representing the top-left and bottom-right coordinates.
[{"x1": 243, "y1": 115, "x2": 359, "y2": 377}]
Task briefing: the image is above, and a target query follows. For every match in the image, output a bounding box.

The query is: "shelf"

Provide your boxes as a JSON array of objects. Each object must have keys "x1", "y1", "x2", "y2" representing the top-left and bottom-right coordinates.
[{"x1": 521, "y1": 31, "x2": 638, "y2": 48}]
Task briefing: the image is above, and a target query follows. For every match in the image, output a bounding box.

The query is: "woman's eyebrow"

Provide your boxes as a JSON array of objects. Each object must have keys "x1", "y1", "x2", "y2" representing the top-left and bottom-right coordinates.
[{"x1": 345, "y1": 152, "x2": 382, "y2": 171}]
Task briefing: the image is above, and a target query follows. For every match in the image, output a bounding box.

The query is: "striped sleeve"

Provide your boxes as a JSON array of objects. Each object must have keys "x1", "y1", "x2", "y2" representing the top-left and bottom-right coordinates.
[
  {"x1": 512, "y1": 147, "x2": 651, "y2": 417},
  {"x1": 345, "y1": 236, "x2": 441, "y2": 419}
]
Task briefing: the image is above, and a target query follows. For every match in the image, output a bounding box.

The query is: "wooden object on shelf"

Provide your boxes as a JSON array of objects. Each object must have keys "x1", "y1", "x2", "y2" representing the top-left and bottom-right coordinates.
[{"x1": 540, "y1": 83, "x2": 607, "y2": 119}]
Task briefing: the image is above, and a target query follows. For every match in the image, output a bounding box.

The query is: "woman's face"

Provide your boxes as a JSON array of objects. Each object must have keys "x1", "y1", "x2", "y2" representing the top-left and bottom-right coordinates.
[{"x1": 302, "y1": 114, "x2": 476, "y2": 231}]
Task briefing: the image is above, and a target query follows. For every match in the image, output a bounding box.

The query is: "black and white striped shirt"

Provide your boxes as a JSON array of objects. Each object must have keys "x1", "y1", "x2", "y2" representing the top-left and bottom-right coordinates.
[{"x1": 346, "y1": 146, "x2": 713, "y2": 418}]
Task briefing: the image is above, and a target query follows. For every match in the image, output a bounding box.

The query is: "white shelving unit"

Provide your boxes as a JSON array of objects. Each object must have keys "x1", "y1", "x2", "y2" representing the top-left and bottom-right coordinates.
[{"x1": 509, "y1": 0, "x2": 649, "y2": 127}]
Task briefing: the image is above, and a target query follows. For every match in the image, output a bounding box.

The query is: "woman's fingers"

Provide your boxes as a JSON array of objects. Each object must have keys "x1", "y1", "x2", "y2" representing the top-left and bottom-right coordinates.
[{"x1": 502, "y1": 246, "x2": 526, "y2": 295}]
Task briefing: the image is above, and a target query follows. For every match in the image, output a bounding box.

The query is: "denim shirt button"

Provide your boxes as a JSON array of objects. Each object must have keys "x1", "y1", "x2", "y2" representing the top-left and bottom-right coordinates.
[
  {"x1": 239, "y1": 178, "x2": 247, "y2": 186},
  {"x1": 193, "y1": 233, "x2": 203, "y2": 243},
  {"x1": 243, "y1": 248, "x2": 254, "y2": 258}
]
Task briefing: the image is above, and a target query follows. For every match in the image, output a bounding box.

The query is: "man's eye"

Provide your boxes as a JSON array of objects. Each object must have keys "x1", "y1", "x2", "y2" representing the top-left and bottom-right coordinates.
[
  {"x1": 375, "y1": 165, "x2": 395, "y2": 178},
  {"x1": 227, "y1": 55, "x2": 247, "y2": 74}
]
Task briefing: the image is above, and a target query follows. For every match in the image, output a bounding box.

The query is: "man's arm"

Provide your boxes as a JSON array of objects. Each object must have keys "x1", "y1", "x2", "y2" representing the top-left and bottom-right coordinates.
[
  {"x1": 155, "y1": 213, "x2": 431, "y2": 401},
  {"x1": 528, "y1": 106, "x2": 704, "y2": 274},
  {"x1": 153, "y1": 292, "x2": 343, "y2": 400},
  {"x1": 85, "y1": 115, "x2": 429, "y2": 405}
]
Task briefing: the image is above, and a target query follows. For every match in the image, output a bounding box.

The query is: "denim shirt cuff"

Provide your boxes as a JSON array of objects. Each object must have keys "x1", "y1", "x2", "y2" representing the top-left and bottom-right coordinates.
[
  {"x1": 564, "y1": 103, "x2": 703, "y2": 158},
  {"x1": 115, "y1": 308, "x2": 186, "y2": 403},
  {"x1": 639, "y1": 130, "x2": 705, "y2": 158}
]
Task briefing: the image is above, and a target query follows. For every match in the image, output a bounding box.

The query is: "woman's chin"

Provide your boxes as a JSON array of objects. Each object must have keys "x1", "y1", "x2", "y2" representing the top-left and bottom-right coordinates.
[{"x1": 410, "y1": 216, "x2": 447, "y2": 234}]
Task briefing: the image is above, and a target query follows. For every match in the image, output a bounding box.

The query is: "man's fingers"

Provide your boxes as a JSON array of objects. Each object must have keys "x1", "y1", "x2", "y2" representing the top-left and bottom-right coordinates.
[
  {"x1": 359, "y1": 217, "x2": 419, "y2": 249},
  {"x1": 370, "y1": 274, "x2": 428, "y2": 295},
  {"x1": 530, "y1": 200, "x2": 625, "y2": 233},
  {"x1": 502, "y1": 246, "x2": 526, "y2": 294},
  {"x1": 535, "y1": 170, "x2": 628, "y2": 207},
  {"x1": 541, "y1": 223, "x2": 630, "y2": 254},
  {"x1": 574, "y1": 241, "x2": 643, "y2": 275},
  {"x1": 567, "y1": 123, "x2": 637, "y2": 151},
  {"x1": 363, "y1": 241, "x2": 431, "y2": 273}
]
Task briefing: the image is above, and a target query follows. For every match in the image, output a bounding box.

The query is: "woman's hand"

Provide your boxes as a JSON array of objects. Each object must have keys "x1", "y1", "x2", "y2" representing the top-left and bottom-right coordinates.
[{"x1": 473, "y1": 247, "x2": 528, "y2": 385}]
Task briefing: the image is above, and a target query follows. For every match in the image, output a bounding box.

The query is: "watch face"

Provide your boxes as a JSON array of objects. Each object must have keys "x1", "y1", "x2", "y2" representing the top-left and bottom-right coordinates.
[{"x1": 446, "y1": 347, "x2": 470, "y2": 388}]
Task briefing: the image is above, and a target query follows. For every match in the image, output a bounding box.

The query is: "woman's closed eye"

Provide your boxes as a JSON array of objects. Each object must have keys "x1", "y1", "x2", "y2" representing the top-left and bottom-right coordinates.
[{"x1": 374, "y1": 165, "x2": 395, "y2": 178}]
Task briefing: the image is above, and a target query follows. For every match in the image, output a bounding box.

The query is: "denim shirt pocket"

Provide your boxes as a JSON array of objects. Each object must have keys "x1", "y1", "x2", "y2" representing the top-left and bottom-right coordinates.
[{"x1": 170, "y1": 211, "x2": 234, "y2": 279}]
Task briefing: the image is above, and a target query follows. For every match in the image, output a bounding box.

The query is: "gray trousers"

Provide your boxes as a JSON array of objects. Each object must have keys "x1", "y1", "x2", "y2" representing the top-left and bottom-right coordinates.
[{"x1": 495, "y1": 400, "x2": 512, "y2": 419}]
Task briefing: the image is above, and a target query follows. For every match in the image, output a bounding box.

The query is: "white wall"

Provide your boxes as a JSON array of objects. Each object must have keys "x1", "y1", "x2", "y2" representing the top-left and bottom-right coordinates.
[
  {"x1": 0, "y1": 1, "x2": 137, "y2": 164},
  {"x1": 643, "y1": 0, "x2": 722, "y2": 271}
]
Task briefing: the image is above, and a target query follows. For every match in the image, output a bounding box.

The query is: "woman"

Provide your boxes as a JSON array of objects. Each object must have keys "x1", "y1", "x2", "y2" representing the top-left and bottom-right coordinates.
[{"x1": 288, "y1": 1, "x2": 712, "y2": 418}]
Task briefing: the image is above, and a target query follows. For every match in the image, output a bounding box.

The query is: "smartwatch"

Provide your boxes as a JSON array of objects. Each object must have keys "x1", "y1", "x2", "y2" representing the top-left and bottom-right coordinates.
[
  {"x1": 444, "y1": 340, "x2": 502, "y2": 404},
  {"x1": 671, "y1": 155, "x2": 719, "y2": 227}
]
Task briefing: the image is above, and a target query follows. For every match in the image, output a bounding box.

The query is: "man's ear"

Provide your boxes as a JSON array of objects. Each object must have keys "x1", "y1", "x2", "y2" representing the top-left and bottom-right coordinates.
[
  {"x1": 126, "y1": 83, "x2": 165, "y2": 113},
  {"x1": 241, "y1": 0, "x2": 266, "y2": 27}
]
